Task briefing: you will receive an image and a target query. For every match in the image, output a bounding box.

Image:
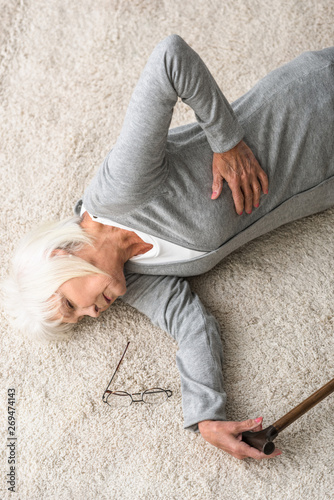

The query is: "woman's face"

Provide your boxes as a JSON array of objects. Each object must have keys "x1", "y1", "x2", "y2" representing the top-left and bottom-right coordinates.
[{"x1": 55, "y1": 273, "x2": 127, "y2": 324}]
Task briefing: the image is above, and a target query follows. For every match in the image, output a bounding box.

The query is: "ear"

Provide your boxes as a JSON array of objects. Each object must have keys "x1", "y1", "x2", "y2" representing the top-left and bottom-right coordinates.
[{"x1": 50, "y1": 249, "x2": 70, "y2": 258}]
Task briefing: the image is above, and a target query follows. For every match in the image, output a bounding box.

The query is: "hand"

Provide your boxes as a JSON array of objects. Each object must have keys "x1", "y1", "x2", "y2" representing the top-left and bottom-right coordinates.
[
  {"x1": 198, "y1": 417, "x2": 282, "y2": 460},
  {"x1": 211, "y1": 140, "x2": 269, "y2": 215}
]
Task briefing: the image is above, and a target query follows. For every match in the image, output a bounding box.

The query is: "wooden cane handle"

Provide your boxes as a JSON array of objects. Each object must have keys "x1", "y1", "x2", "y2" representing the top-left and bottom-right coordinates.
[{"x1": 242, "y1": 425, "x2": 278, "y2": 455}]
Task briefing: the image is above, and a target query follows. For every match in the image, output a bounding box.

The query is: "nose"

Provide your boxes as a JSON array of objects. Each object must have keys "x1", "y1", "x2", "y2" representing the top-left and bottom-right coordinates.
[{"x1": 82, "y1": 304, "x2": 100, "y2": 318}]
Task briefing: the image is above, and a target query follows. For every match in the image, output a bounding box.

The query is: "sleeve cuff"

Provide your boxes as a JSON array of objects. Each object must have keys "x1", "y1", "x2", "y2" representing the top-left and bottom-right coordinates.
[{"x1": 208, "y1": 123, "x2": 244, "y2": 154}]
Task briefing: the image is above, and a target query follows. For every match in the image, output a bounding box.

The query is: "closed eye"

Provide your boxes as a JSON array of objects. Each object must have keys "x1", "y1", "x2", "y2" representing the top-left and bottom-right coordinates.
[{"x1": 66, "y1": 299, "x2": 75, "y2": 311}]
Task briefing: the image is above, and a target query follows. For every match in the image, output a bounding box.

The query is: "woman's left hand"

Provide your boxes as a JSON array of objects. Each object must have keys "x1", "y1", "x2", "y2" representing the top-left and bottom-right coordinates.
[{"x1": 211, "y1": 140, "x2": 269, "y2": 215}]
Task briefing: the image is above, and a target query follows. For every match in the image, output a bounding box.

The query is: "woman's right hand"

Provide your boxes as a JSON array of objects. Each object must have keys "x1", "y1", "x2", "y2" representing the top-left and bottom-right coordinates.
[{"x1": 198, "y1": 417, "x2": 282, "y2": 460}]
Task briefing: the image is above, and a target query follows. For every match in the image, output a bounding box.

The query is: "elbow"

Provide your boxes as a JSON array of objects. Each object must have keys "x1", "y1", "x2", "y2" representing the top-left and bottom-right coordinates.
[
  {"x1": 156, "y1": 34, "x2": 188, "y2": 56},
  {"x1": 162, "y1": 34, "x2": 186, "y2": 46}
]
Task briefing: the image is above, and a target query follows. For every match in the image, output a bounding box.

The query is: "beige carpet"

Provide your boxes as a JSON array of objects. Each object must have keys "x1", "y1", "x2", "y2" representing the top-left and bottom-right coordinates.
[{"x1": 1, "y1": 1, "x2": 333, "y2": 498}]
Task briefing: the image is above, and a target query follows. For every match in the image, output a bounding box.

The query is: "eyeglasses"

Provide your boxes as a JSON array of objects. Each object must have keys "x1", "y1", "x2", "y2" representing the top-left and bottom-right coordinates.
[{"x1": 102, "y1": 341, "x2": 172, "y2": 408}]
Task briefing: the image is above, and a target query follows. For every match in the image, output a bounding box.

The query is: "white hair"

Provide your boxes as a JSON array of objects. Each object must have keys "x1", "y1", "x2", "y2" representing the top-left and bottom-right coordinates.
[{"x1": 0, "y1": 216, "x2": 110, "y2": 343}]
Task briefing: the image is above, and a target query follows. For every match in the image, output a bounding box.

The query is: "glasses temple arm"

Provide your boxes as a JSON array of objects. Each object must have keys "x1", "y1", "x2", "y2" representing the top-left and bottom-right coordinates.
[{"x1": 102, "y1": 341, "x2": 130, "y2": 400}]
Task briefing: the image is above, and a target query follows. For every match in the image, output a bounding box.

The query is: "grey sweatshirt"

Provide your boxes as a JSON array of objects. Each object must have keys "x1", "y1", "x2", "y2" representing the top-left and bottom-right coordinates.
[{"x1": 75, "y1": 36, "x2": 334, "y2": 431}]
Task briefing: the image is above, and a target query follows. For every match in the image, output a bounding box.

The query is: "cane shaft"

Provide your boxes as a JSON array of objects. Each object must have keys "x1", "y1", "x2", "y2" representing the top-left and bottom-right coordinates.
[{"x1": 273, "y1": 377, "x2": 334, "y2": 433}]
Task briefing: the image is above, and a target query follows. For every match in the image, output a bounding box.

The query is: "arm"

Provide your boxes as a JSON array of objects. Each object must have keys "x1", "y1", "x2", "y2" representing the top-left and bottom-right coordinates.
[
  {"x1": 120, "y1": 271, "x2": 227, "y2": 431},
  {"x1": 120, "y1": 271, "x2": 282, "y2": 460},
  {"x1": 84, "y1": 35, "x2": 244, "y2": 212}
]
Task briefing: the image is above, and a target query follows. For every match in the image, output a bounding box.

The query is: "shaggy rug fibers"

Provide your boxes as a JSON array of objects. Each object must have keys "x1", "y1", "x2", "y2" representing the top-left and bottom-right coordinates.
[{"x1": 0, "y1": 0, "x2": 333, "y2": 499}]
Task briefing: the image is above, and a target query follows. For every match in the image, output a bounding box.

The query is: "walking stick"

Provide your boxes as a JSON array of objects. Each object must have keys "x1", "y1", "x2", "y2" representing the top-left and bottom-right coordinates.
[{"x1": 241, "y1": 377, "x2": 334, "y2": 455}]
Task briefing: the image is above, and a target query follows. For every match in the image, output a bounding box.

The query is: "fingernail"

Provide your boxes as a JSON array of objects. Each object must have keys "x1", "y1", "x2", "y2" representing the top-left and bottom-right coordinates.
[
  {"x1": 276, "y1": 452, "x2": 282, "y2": 456},
  {"x1": 264, "y1": 190, "x2": 268, "y2": 194},
  {"x1": 246, "y1": 210, "x2": 252, "y2": 214},
  {"x1": 255, "y1": 417, "x2": 262, "y2": 423},
  {"x1": 254, "y1": 203, "x2": 259, "y2": 208},
  {"x1": 238, "y1": 211, "x2": 243, "y2": 216},
  {"x1": 211, "y1": 192, "x2": 217, "y2": 199}
]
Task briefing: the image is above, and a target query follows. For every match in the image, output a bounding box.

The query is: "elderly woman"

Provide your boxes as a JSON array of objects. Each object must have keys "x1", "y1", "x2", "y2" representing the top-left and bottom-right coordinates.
[{"x1": 2, "y1": 35, "x2": 334, "y2": 461}]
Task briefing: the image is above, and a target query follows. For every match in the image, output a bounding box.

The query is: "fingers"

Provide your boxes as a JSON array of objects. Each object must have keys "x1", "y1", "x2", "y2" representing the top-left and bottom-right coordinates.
[
  {"x1": 233, "y1": 417, "x2": 264, "y2": 434},
  {"x1": 231, "y1": 170, "x2": 267, "y2": 215},
  {"x1": 257, "y1": 166, "x2": 269, "y2": 196},
  {"x1": 235, "y1": 441, "x2": 282, "y2": 460},
  {"x1": 251, "y1": 422, "x2": 263, "y2": 432},
  {"x1": 235, "y1": 141, "x2": 268, "y2": 213},
  {"x1": 211, "y1": 162, "x2": 224, "y2": 200},
  {"x1": 211, "y1": 142, "x2": 269, "y2": 214},
  {"x1": 232, "y1": 418, "x2": 282, "y2": 460},
  {"x1": 241, "y1": 180, "x2": 253, "y2": 215},
  {"x1": 230, "y1": 182, "x2": 245, "y2": 215},
  {"x1": 251, "y1": 178, "x2": 262, "y2": 209}
]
